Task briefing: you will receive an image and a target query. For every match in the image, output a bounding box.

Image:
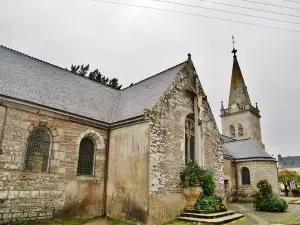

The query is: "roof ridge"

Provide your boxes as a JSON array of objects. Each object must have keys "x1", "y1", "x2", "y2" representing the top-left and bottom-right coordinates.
[
  {"x1": 121, "y1": 61, "x2": 186, "y2": 91},
  {"x1": 0, "y1": 45, "x2": 121, "y2": 92}
]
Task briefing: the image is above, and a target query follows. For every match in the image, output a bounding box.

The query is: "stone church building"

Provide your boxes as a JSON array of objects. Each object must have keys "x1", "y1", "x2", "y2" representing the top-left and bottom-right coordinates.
[
  {"x1": 220, "y1": 48, "x2": 278, "y2": 201},
  {"x1": 0, "y1": 45, "x2": 277, "y2": 224}
]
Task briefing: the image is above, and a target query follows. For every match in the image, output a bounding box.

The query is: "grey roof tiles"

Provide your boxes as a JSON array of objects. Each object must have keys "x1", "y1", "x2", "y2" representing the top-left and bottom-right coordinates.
[
  {"x1": 278, "y1": 156, "x2": 300, "y2": 169},
  {"x1": 0, "y1": 45, "x2": 185, "y2": 124},
  {"x1": 223, "y1": 139, "x2": 275, "y2": 161}
]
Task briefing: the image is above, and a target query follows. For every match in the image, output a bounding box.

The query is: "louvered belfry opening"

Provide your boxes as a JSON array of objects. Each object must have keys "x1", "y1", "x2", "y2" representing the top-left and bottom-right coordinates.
[
  {"x1": 185, "y1": 117, "x2": 195, "y2": 165},
  {"x1": 25, "y1": 127, "x2": 51, "y2": 172},
  {"x1": 77, "y1": 137, "x2": 95, "y2": 176}
]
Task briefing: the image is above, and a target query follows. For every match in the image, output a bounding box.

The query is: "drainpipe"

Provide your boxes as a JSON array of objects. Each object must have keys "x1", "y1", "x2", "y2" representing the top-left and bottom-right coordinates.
[
  {"x1": 103, "y1": 128, "x2": 110, "y2": 216},
  {"x1": 234, "y1": 162, "x2": 238, "y2": 201},
  {"x1": 0, "y1": 105, "x2": 8, "y2": 154}
]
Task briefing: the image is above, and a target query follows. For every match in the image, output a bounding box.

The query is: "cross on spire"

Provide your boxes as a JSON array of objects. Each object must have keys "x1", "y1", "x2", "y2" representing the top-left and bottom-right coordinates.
[{"x1": 231, "y1": 35, "x2": 237, "y2": 57}]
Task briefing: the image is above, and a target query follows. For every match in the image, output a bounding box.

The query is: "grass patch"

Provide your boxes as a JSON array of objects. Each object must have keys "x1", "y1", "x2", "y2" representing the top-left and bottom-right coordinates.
[
  {"x1": 105, "y1": 217, "x2": 136, "y2": 225},
  {"x1": 10, "y1": 218, "x2": 95, "y2": 225},
  {"x1": 164, "y1": 220, "x2": 196, "y2": 225}
]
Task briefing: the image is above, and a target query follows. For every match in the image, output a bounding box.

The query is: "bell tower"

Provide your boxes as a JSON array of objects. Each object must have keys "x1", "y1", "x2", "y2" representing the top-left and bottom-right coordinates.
[{"x1": 220, "y1": 37, "x2": 264, "y2": 149}]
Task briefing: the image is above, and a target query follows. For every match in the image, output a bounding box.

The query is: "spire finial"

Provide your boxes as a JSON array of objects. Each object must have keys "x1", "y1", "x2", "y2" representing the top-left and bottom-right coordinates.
[
  {"x1": 188, "y1": 53, "x2": 191, "y2": 60},
  {"x1": 221, "y1": 101, "x2": 224, "y2": 110},
  {"x1": 231, "y1": 35, "x2": 237, "y2": 57}
]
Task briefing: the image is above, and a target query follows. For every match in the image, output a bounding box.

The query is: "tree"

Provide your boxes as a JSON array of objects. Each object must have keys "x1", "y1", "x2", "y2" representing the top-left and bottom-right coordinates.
[
  {"x1": 278, "y1": 169, "x2": 296, "y2": 196},
  {"x1": 71, "y1": 64, "x2": 90, "y2": 77},
  {"x1": 69, "y1": 64, "x2": 122, "y2": 90}
]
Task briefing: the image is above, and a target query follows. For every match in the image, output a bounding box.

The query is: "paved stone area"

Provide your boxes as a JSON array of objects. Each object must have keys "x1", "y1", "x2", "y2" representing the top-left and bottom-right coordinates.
[{"x1": 229, "y1": 203, "x2": 300, "y2": 225}]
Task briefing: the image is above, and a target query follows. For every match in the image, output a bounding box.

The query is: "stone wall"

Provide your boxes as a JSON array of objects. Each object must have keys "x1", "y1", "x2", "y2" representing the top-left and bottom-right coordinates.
[
  {"x1": 234, "y1": 161, "x2": 279, "y2": 201},
  {"x1": 0, "y1": 101, "x2": 107, "y2": 223},
  {"x1": 147, "y1": 60, "x2": 224, "y2": 225},
  {"x1": 106, "y1": 123, "x2": 149, "y2": 223},
  {"x1": 221, "y1": 110, "x2": 264, "y2": 149}
]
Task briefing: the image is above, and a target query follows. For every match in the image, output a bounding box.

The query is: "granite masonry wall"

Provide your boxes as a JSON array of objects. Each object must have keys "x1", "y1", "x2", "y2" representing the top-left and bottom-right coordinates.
[
  {"x1": 228, "y1": 160, "x2": 279, "y2": 201},
  {"x1": 236, "y1": 161, "x2": 279, "y2": 198},
  {"x1": 0, "y1": 101, "x2": 106, "y2": 223},
  {"x1": 147, "y1": 60, "x2": 224, "y2": 225}
]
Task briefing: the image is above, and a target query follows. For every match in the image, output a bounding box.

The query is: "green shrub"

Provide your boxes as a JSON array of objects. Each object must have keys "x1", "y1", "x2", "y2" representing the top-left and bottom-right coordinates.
[
  {"x1": 180, "y1": 161, "x2": 203, "y2": 187},
  {"x1": 252, "y1": 179, "x2": 288, "y2": 212},
  {"x1": 202, "y1": 169, "x2": 216, "y2": 196},
  {"x1": 194, "y1": 195, "x2": 227, "y2": 212},
  {"x1": 254, "y1": 195, "x2": 288, "y2": 212}
]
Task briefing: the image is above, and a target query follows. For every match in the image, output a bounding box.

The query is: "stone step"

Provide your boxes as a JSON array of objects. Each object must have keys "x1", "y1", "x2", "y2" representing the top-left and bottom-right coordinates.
[
  {"x1": 182, "y1": 210, "x2": 236, "y2": 219},
  {"x1": 177, "y1": 213, "x2": 245, "y2": 224},
  {"x1": 185, "y1": 207, "x2": 221, "y2": 214}
]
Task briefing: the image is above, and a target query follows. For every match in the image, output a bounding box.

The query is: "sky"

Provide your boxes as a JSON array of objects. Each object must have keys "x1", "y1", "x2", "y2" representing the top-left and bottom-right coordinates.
[{"x1": 1, "y1": 0, "x2": 300, "y2": 158}]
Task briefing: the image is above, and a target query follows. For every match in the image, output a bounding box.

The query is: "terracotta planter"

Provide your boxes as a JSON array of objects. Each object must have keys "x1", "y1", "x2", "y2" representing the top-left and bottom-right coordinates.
[
  {"x1": 183, "y1": 186, "x2": 203, "y2": 207},
  {"x1": 292, "y1": 191, "x2": 298, "y2": 197}
]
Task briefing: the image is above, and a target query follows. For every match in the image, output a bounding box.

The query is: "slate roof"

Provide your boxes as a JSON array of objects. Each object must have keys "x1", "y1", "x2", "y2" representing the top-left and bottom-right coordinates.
[
  {"x1": 223, "y1": 139, "x2": 275, "y2": 162},
  {"x1": 221, "y1": 134, "x2": 236, "y2": 143},
  {"x1": 278, "y1": 156, "x2": 300, "y2": 169},
  {"x1": 0, "y1": 45, "x2": 185, "y2": 124}
]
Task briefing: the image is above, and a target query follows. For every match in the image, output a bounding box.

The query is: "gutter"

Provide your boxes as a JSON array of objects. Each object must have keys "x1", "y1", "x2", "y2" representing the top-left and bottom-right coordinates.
[
  {"x1": 0, "y1": 94, "x2": 147, "y2": 128},
  {"x1": 103, "y1": 127, "x2": 110, "y2": 216},
  {"x1": 0, "y1": 105, "x2": 8, "y2": 154}
]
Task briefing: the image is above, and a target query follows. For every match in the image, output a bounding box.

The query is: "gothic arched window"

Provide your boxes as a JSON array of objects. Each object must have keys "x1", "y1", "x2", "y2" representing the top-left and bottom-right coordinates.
[
  {"x1": 230, "y1": 125, "x2": 235, "y2": 138},
  {"x1": 25, "y1": 127, "x2": 51, "y2": 172},
  {"x1": 185, "y1": 117, "x2": 195, "y2": 165},
  {"x1": 238, "y1": 124, "x2": 243, "y2": 137},
  {"x1": 77, "y1": 138, "x2": 95, "y2": 176},
  {"x1": 241, "y1": 167, "x2": 250, "y2": 185}
]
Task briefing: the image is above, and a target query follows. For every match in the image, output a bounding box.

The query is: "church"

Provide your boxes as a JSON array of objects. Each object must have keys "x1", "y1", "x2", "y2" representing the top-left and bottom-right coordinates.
[
  {"x1": 220, "y1": 47, "x2": 278, "y2": 201},
  {"x1": 0, "y1": 45, "x2": 277, "y2": 224}
]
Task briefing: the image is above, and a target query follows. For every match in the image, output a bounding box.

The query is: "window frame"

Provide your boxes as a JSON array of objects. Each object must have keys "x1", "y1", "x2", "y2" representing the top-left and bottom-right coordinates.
[
  {"x1": 185, "y1": 117, "x2": 195, "y2": 164},
  {"x1": 241, "y1": 167, "x2": 251, "y2": 185},
  {"x1": 76, "y1": 137, "x2": 96, "y2": 176},
  {"x1": 24, "y1": 127, "x2": 52, "y2": 173}
]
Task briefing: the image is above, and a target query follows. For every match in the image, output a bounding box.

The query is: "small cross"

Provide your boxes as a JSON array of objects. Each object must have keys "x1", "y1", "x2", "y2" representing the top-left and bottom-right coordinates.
[
  {"x1": 231, "y1": 35, "x2": 237, "y2": 56},
  {"x1": 232, "y1": 35, "x2": 236, "y2": 49}
]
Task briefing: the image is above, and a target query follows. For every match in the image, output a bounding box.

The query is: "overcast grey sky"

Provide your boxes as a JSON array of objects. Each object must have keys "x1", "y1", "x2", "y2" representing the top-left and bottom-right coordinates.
[{"x1": 1, "y1": 0, "x2": 300, "y2": 157}]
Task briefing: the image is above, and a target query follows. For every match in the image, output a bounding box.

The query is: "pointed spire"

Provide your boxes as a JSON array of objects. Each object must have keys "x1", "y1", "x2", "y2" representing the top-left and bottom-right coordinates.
[
  {"x1": 228, "y1": 45, "x2": 252, "y2": 108},
  {"x1": 256, "y1": 102, "x2": 259, "y2": 110},
  {"x1": 221, "y1": 101, "x2": 224, "y2": 111}
]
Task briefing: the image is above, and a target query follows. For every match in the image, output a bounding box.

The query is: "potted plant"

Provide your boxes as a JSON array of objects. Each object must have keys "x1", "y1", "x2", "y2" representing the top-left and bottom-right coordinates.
[
  {"x1": 180, "y1": 161, "x2": 204, "y2": 207},
  {"x1": 291, "y1": 188, "x2": 299, "y2": 197}
]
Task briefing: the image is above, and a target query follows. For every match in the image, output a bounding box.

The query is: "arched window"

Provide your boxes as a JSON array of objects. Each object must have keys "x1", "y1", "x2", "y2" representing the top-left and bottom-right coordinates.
[
  {"x1": 238, "y1": 124, "x2": 243, "y2": 137},
  {"x1": 77, "y1": 138, "x2": 95, "y2": 176},
  {"x1": 185, "y1": 117, "x2": 195, "y2": 165},
  {"x1": 230, "y1": 125, "x2": 235, "y2": 138},
  {"x1": 25, "y1": 127, "x2": 51, "y2": 172},
  {"x1": 242, "y1": 167, "x2": 250, "y2": 185}
]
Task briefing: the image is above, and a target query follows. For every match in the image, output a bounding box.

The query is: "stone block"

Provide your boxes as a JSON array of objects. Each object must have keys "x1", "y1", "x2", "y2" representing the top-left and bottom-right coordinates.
[
  {"x1": 57, "y1": 167, "x2": 66, "y2": 174},
  {"x1": 2, "y1": 213, "x2": 11, "y2": 220},
  {"x1": 0, "y1": 154, "x2": 12, "y2": 162},
  {"x1": 54, "y1": 151, "x2": 65, "y2": 160},
  {"x1": 19, "y1": 191, "x2": 31, "y2": 198},
  {"x1": 8, "y1": 191, "x2": 19, "y2": 199},
  {"x1": 0, "y1": 190, "x2": 8, "y2": 199},
  {"x1": 31, "y1": 191, "x2": 40, "y2": 198},
  {"x1": 39, "y1": 191, "x2": 50, "y2": 198},
  {"x1": 52, "y1": 143, "x2": 60, "y2": 151}
]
